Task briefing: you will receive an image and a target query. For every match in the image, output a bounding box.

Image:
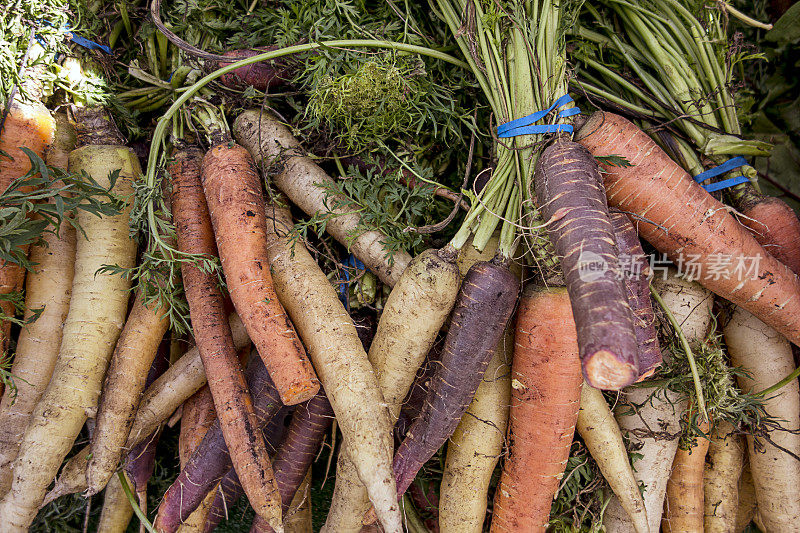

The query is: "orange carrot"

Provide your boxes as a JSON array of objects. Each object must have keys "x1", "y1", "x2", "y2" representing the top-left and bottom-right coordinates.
[
  {"x1": 738, "y1": 195, "x2": 800, "y2": 274},
  {"x1": 179, "y1": 385, "x2": 217, "y2": 467},
  {"x1": 491, "y1": 285, "x2": 583, "y2": 533},
  {"x1": 576, "y1": 111, "x2": 800, "y2": 346},
  {"x1": 172, "y1": 145, "x2": 283, "y2": 532},
  {"x1": 0, "y1": 84, "x2": 56, "y2": 351},
  {"x1": 200, "y1": 143, "x2": 319, "y2": 406},
  {"x1": 662, "y1": 419, "x2": 711, "y2": 533}
]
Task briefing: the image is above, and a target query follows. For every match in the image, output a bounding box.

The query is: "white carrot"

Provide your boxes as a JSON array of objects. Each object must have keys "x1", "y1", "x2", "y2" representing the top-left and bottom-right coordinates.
[
  {"x1": 0, "y1": 108, "x2": 138, "y2": 531},
  {"x1": 233, "y1": 110, "x2": 412, "y2": 287},
  {"x1": 603, "y1": 271, "x2": 713, "y2": 533},
  {"x1": 577, "y1": 385, "x2": 648, "y2": 533},
  {"x1": 263, "y1": 200, "x2": 402, "y2": 533},
  {"x1": 0, "y1": 113, "x2": 77, "y2": 496},
  {"x1": 723, "y1": 306, "x2": 800, "y2": 532}
]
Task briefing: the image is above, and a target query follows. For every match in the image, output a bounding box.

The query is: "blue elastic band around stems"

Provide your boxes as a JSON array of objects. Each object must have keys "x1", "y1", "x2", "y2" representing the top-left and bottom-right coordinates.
[
  {"x1": 692, "y1": 156, "x2": 750, "y2": 193},
  {"x1": 338, "y1": 254, "x2": 366, "y2": 300},
  {"x1": 497, "y1": 94, "x2": 580, "y2": 138},
  {"x1": 68, "y1": 33, "x2": 112, "y2": 54},
  {"x1": 702, "y1": 175, "x2": 751, "y2": 193},
  {"x1": 36, "y1": 21, "x2": 112, "y2": 54}
]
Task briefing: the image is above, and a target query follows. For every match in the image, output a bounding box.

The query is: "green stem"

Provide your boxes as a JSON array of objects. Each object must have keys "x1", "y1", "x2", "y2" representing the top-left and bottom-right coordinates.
[
  {"x1": 758, "y1": 365, "x2": 800, "y2": 397},
  {"x1": 401, "y1": 494, "x2": 431, "y2": 533},
  {"x1": 650, "y1": 284, "x2": 709, "y2": 423},
  {"x1": 721, "y1": 2, "x2": 773, "y2": 30},
  {"x1": 144, "y1": 39, "x2": 468, "y2": 253},
  {"x1": 118, "y1": 471, "x2": 158, "y2": 533}
]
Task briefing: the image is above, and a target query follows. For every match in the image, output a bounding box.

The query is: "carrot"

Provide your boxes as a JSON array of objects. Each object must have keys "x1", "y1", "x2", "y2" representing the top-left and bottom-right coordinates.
[
  {"x1": 394, "y1": 347, "x2": 440, "y2": 443},
  {"x1": 42, "y1": 313, "x2": 250, "y2": 505},
  {"x1": 271, "y1": 390, "x2": 333, "y2": 513},
  {"x1": 201, "y1": 470, "x2": 244, "y2": 533},
  {"x1": 262, "y1": 201, "x2": 403, "y2": 533},
  {"x1": 179, "y1": 386, "x2": 217, "y2": 466},
  {"x1": 127, "y1": 342, "x2": 170, "y2": 515},
  {"x1": 200, "y1": 141, "x2": 318, "y2": 406},
  {"x1": 98, "y1": 342, "x2": 168, "y2": 533},
  {"x1": 177, "y1": 368, "x2": 238, "y2": 533},
  {"x1": 86, "y1": 293, "x2": 171, "y2": 494},
  {"x1": 252, "y1": 471, "x2": 314, "y2": 533},
  {"x1": 250, "y1": 392, "x2": 334, "y2": 533},
  {"x1": 148, "y1": 0, "x2": 293, "y2": 92},
  {"x1": 175, "y1": 143, "x2": 285, "y2": 531},
  {"x1": 576, "y1": 385, "x2": 648, "y2": 533},
  {"x1": 0, "y1": 112, "x2": 76, "y2": 496},
  {"x1": 490, "y1": 284, "x2": 582, "y2": 532},
  {"x1": 723, "y1": 306, "x2": 800, "y2": 531},
  {"x1": 0, "y1": 59, "x2": 56, "y2": 351},
  {"x1": 735, "y1": 190, "x2": 800, "y2": 275},
  {"x1": 439, "y1": 235, "x2": 515, "y2": 533},
  {"x1": 576, "y1": 111, "x2": 800, "y2": 346},
  {"x1": 609, "y1": 209, "x2": 661, "y2": 378},
  {"x1": 282, "y1": 471, "x2": 313, "y2": 533},
  {"x1": 154, "y1": 354, "x2": 283, "y2": 533},
  {"x1": 735, "y1": 460, "x2": 757, "y2": 533},
  {"x1": 0, "y1": 107, "x2": 138, "y2": 531},
  {"x1": 97, "y1": 472, "x2": 135, "y2": 533},
  {"x1": 703, "y1": 421, "x2": 745, "y2": 533},
  {"x1": 534, "y1": 139, "x2": 639, "y2": 389},
  {"x1": 233, "y1": 109, "x2": 412, "y2": 286},
  {"x1": 390, "y1": 259, "x2": 517, "y2": 506},
  {"x1": 218, "y1": 47, "x2": 293, "y2": 91},
  {"x1": 177, "y1": 491, "x2": 218, "y2": 533},
  {"x1": 174, "y1": 384, "x2": 219, "y2": 533},
  {"x1": 202, "y1": 408, "x2": 292, "y2": 533},
  {"x1": 324, "y1": 245, "x2": 460, "y2": 532},
  {"x1": 662, "y1": 419, "x2": 712, "y2": 533},
  {"x1": 603, "y1": 271, "x2": 712, "y2": 533}
]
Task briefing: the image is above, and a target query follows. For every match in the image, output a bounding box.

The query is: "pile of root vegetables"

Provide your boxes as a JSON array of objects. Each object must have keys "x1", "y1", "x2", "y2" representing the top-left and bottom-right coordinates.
[{"x1": 1, "y1": 0, "x2": 800, "y2": 532}]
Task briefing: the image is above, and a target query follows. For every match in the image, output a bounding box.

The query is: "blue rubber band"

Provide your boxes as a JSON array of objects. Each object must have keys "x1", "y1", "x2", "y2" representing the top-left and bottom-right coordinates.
[
  {"x1": 68, "y1": 33, "x2": 112, "y2": 54},
  {"x1": 35, "y1": 21, "x2": 112, "y2": 54},
  {"x1": 702, "y1": 175, "x2": 750, "y2": 193},
  {"x1": 692, "y1": 156, "x2": 747, "y2": 184},
  {"x1": 338, "y1": 254, "x2": 367, "y2": 299},
  {"x1": 497, "y1": 94, "x2": 580, "y2": 138}
]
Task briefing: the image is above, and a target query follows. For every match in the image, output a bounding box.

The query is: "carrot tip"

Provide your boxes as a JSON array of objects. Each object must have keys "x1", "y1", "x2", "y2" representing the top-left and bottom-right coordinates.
[
  {"x1": 584, "y1": 350, "x2": 637, "y2": 390},
  {"x1": 278, "y1": 380, "x2": 321, "y2": 406}
]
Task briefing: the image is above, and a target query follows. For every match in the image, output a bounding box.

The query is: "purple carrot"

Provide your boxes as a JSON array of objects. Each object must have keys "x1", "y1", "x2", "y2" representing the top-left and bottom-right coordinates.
[
  {"x1": 205, "y1": 393, "x2": 332, "y2": 532},
  {"x1": 272, "y1": 390, "x2": 333, "y2": 506},
  {"x1": 218, "y1": 47, "x2": 294, "y2": 91},
  {"x1": 201, "y1": 408, "x2": 292, "y2": 532},
  {"x1": 202, "y1": 470, "x2": 244, "y2": 533},
  {"x1": 352, "y1": 309, "x2": 378, "y2": 352},
  {"x1": 154, "y1": 355, "x2": 282, "y2": 533},
  {"x1": 391, "y1": 260, "x2": 518, "y2": 498},
  {"x1": 248, "y1": 389, "x2": 334, "y2": 533},
  {"x1": 608, "y1": 209, "x2": 662, "y2": 378},
  {"x1": 533, "y1": 139, "x2": 639, "y2": 390}
]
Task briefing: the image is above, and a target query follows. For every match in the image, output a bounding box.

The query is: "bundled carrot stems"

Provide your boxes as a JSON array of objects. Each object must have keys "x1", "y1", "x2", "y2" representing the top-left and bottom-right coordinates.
[{"x1": 1, "y1": 0, "x2": 798, "y2": 532}]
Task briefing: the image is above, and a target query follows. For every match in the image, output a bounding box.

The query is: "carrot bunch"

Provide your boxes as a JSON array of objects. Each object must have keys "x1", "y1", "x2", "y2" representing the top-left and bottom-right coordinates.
[{"x1": 2, "y1": 2, "x2": 799, "y2": 533}]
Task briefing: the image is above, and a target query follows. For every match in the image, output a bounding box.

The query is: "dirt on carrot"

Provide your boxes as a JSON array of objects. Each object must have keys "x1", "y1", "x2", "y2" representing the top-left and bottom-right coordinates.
[{"x1": 491, "y1": 284, "x2": 582, "y2": 533}]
